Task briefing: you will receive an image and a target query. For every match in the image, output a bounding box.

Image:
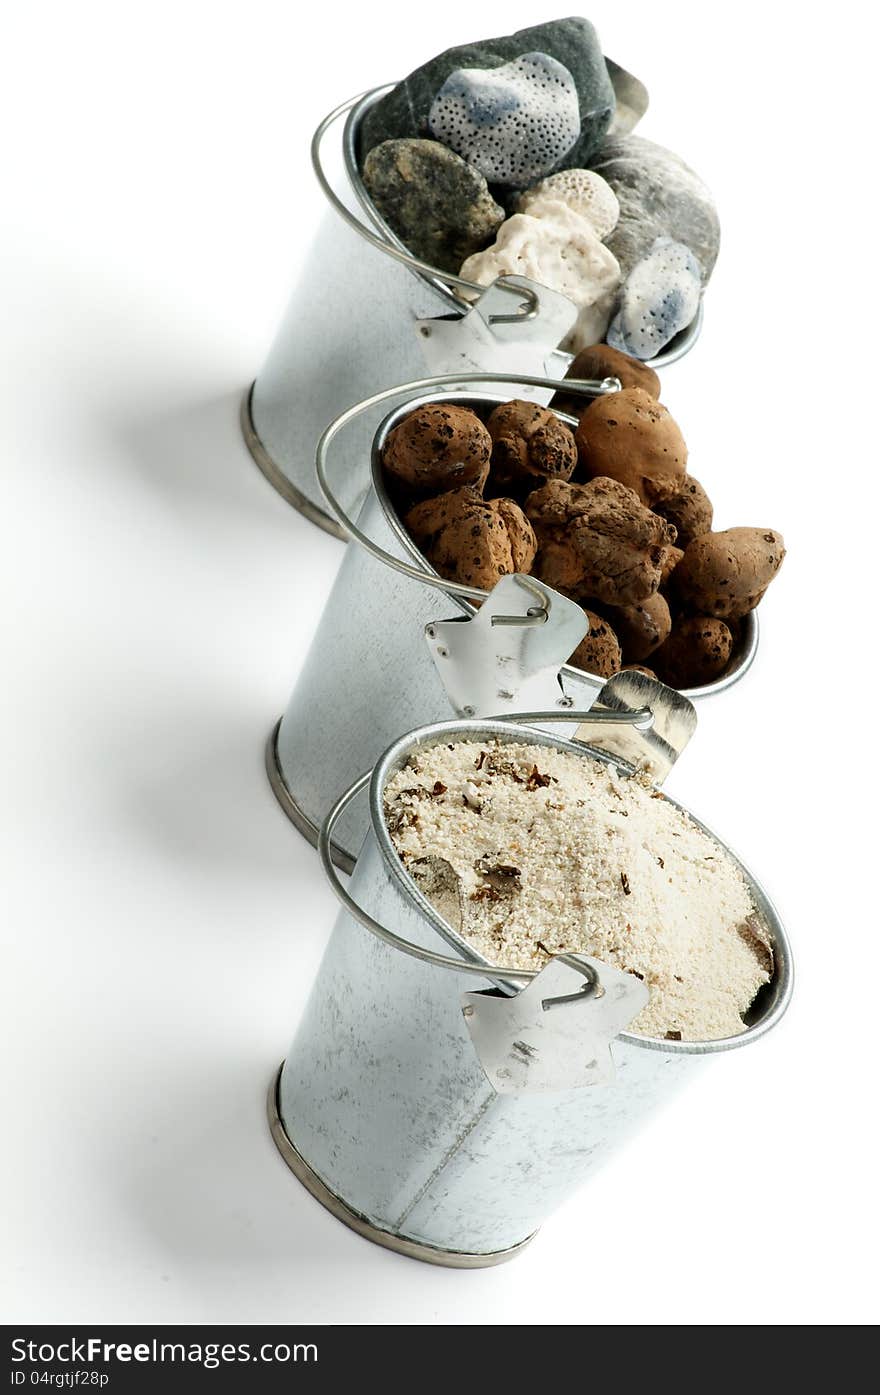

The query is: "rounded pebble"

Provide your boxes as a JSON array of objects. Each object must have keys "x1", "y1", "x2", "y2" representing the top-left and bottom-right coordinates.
[{"x1": 363, "y1": 139, "x2": 504, "y2": 274}]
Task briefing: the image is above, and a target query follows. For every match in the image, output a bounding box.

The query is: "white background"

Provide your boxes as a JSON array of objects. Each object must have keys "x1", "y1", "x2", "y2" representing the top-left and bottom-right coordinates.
[{"x1": 2, "y1": 0, "x2": 878, "y2": 1326}]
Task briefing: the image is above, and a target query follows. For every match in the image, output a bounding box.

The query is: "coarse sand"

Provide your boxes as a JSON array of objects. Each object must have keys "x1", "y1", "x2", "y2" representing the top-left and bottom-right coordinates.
[{"x1": 384, "y1": 739, "x2": 772, "y2": 1041}]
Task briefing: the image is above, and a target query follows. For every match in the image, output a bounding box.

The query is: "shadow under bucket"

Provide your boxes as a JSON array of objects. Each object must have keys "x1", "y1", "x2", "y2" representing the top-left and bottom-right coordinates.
[
  {"x1": 270, "y1": 713, "x2": 793, "y2": 1265},
  {"x1": 267, "y1": 384, "x2": 757, "y2": 870},
  {"x1": 243, "y1": 85, "x2": 704, "y2": 535}
]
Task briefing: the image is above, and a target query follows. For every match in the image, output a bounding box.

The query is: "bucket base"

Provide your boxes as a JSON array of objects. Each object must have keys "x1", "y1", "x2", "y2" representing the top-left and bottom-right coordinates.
[
  {"x1": 265, "y1": 721, "x2": 357, "y2": 875},
  {"x1": 240, "y1": 383, "x2": 347, "y2": 541},
  {"x1": 267, "y1": 1065, "x2": 536, "y2": 1269}
]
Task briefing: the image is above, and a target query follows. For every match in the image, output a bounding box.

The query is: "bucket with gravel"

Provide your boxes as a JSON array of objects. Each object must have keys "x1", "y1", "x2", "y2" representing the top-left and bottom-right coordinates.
[
  {"x1": 267, "y1": 372, "x2": 774, "y2": 870},
  {"x1": 268, "y1": 695, "x2": 793, "y2": 1266},
  {"x1": 243, "y1": 18, "x2": 715, "y2": 533}
]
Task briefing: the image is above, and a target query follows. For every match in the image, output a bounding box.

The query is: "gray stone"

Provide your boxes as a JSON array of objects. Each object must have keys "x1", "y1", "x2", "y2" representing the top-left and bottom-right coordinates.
[
  {"x1": 362, "y1": 139, "x2": 505, "y2": 274},
  {"x1": 607, "y1": 238, "x2": 702, "y2": 360},
  {"x1": 428, "y1": 52, "x2": 580, "y2": 186},
  {"x1": 358, "y1": 18, "x2": 615, "y2": 180},
  {"x1": 589, "y1": 134, "x2": 720, "y2": 282},
  {"x1": 603, "y1": 58, "x2": 649, "y2": 136}
]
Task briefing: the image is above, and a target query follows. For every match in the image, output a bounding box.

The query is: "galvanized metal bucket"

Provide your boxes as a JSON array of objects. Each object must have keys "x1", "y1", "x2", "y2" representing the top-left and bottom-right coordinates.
[
  {"x1": 243, "y1": 85, "x2": 704, "y2": 534},
  {"x1": 269, "y1": 710, "x2": 793, "y2": 1266},
  {"x1": 268, "y1": 375, "x2": 758, "y2": 870}
]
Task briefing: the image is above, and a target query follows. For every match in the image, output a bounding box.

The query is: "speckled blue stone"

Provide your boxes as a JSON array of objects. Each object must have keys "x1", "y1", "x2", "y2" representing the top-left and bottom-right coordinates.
[
  {"x1": 428, "y1": 53, "x2": 581, "y2": 185},
  {"x1": 359, "y1": 18, "x2": 615, "y2": 183},
  {"x1": 606, "y1": 238, "x2": 702, "y2": 360}
]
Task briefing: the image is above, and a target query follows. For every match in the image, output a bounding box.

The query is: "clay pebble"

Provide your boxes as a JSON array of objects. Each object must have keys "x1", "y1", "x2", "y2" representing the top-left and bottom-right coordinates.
[
  {"x1": 653, "y1": 617, "x2": 734, "y2": 689},
  {"x1": 551, "y1": 344, "x2": 660, "y2": 419},
  {"x1": 674, "y1": 528, "x2": 786, "y2": 620},
  {"x1": 383, "y1": 403, "x2": 491, "y2": 495},
  {"x1": 382, "y1": 397, "x2": 784, "y2": 695},
  {"x1": 569, "y1": 609, "x2": 622, "y2": 677},
  {"x1": 486, "y1": 399, "x2": 578, "y2": 492},
  {"x1": 526, "y1": 476, "x2": 676, "y2": 607},
  {"x1": 606, "y1": 592, "x2": 672, "y2": 663},
  {"x1": 576, "y1": 387, "x2": 687, "y2": 505},
  {"x1": 654, "y1": 475, "x2": 713, "y2": 548},
  {"x1": 405, "y1": 486, "x2": 536, "y2": 591}
]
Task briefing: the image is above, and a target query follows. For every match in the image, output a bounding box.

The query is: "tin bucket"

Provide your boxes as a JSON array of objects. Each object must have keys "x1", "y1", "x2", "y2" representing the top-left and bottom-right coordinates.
[
  {"x1": 269, "y1": 711, "x2": 793, "y2": 1266},
  {"x1": 268, "y1": 374, "x2": 758, "y2": 870},
  {"x1": 243, "y1": 85, "x2": 704, "y2": 534}
]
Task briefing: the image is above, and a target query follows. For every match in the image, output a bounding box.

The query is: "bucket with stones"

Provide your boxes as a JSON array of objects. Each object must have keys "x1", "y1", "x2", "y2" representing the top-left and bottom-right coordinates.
[
  {"x1": 242, "y1": 76, "x2": 703, "y2": 536},
  {"x1": 268, "y1": 700, "x2": 793, "y2": 1267},
  {"x1": 266, "y1": 372, "x2": 758, "y2": 871}
]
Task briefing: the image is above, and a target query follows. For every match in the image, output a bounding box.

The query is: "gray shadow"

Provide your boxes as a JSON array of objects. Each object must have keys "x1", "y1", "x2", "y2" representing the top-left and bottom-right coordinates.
[
  {"x1": 104, "y1": 690, "x2": 313, "y2": 885},
  {"x1": 107, "y1": 1045, "x2": 422, "y2": 1282},
  {"x1": 82, "y1": 384, "x2": 343, "y2": 879},
  {"x1": 105, "y1": 386, "x2": 324, "y2": 546}
]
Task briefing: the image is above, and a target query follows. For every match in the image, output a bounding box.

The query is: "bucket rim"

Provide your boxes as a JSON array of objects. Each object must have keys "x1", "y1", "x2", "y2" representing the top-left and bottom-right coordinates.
[
  {"x1": 341, "y1": 85, "x2": 704, "y2": 370},
  {"x1": 368, "y1": 714, "x2": 794, "y2": 1056},
  {"x1": 369, "y1": 390, "x2": 759, "y2": 701}
]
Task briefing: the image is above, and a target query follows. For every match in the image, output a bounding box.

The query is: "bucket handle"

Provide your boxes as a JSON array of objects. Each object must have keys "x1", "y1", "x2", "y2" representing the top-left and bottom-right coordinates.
[
  {"x1": 317, "y1": 706, "x2": 653, "y2": 985},
  {"x1": 313, "y1": 92, "x2": 541, "y2": 326},
  {"x1": 315, "y1": 370, "x2": 620, "y2": 603}
]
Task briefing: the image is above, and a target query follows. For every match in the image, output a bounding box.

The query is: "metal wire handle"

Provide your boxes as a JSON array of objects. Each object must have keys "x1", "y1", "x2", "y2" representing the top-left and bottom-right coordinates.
[
  {"x1": 313, "y1": 91, "x2": 540, "y2": 324},
  {"x1": 318, "y1": 706, "x2": 653, "y2": 984},
  {"x1": 315, "y1": 370, "x2": 620, "y2": 602}
]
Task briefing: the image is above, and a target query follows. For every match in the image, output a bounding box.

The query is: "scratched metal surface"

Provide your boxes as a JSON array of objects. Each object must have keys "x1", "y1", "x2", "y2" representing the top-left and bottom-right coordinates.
[
  {"x1": 278, "y1": 720, "x2": 792, "y2": 1256},
  {"x1": 274, "y1": 485, "x2": 459, "y2": 859},
  {"x1": 280, "y1": 827, "x2": 691, "y2": 1253},
  {"x1": 251, "y1": 209, "x2": 444, "y2": 526}
]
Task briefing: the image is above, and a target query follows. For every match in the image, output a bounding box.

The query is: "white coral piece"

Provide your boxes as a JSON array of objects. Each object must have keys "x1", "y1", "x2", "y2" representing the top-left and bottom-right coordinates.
[
  {"x1": 429, "y1": 52, "x2": 580, "y2": 186},
  {"x1": 517, "y1": 169, "x2": 619, "y2": 241},
  {"x1": 460, "y1": 201, "x2": 622, "y2": 353}
]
